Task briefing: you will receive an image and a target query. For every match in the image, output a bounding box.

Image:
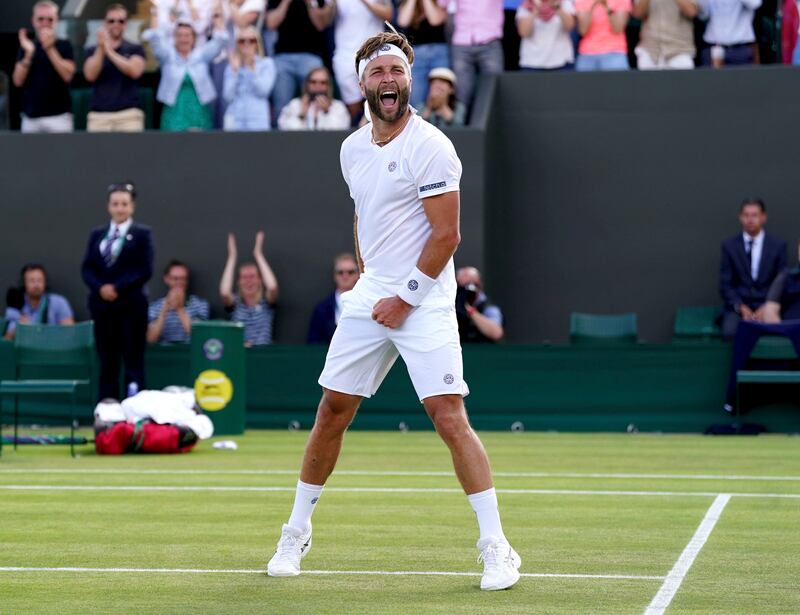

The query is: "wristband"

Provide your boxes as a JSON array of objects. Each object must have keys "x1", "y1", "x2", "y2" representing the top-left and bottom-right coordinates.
[{"x1": 396, "y1": 266, "x2": 437, "y2": 307}]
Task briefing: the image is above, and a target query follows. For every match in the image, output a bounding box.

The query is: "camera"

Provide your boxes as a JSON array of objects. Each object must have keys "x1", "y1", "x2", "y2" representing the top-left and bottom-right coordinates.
[{"x1": 455, "y1": 283, "x2": 479, "y2": 316}]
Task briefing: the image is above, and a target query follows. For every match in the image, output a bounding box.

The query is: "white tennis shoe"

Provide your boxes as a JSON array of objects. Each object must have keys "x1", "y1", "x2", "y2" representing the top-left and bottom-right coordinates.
[
  {"x1": 477, "y1": 536, "x2": 521, "y2": 591},
  {"x1": 267, "y1": 524, "x2": 312, "y2": 577}
]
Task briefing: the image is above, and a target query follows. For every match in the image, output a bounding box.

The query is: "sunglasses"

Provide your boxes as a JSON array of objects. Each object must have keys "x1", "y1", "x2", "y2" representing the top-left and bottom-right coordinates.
[
  {"x1": 35, "y1": 16, "x2": 54, "y2": 22},
  {"x1": 105, "y1": 18, "x2": 126, "y2": 24},
  {"x1": 309, "y1": 79, "x2": 329, "y2": 85},
  {"x1": 237, "y1": 38, "x2": 257, "y2": 44},
  {"x1": 335, "y1": 269, "x2": 358, "y2": 275}
]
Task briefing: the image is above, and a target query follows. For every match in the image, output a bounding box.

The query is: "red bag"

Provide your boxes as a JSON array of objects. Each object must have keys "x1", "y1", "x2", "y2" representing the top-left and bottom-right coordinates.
[{"x1": 95, "y1": 421, "x2": 197, "y2": 455}]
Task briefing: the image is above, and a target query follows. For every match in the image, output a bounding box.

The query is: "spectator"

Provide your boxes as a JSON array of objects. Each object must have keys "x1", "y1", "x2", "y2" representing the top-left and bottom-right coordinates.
[
  {"x1": 397, "y1": 0, "x2": 449, "y2": 109},
  {"x1": 4, "y1": 264, "x2": 74, "y2": 341},
  {"x1": 81, "y1": 182, "x2": 154, "y2": 401},
  {"x1": 516, "y1": 0, "x2": 577, "y2": 71},
  {"x1": 763, "y1": 246, "x2": 800, "y2": 322},
  {"x1": 266, "y1": 0, "x2": 334, "y2": 120},
  {"x1": 632, "y1": 0, "x2": 697, "y2": 69},
  {"x1": 449, "y1": 0, "x2": 505, "y2": 112},
  {"x1": 455, "y1": 266, "x2": 504, "y2": 343},
  {"x1": 697, "y1": 0, "x2": 761, "y2": 66},
  {"x1": 146, "y1": 260, "x2": 210, "y2": 344},
  {"x1": 307, "y1": 253, "x2": 360, "y2": 344},
  {"x1": 574, "y1": 0, "x2": 631, "y2": 71},
  {"x1": 12, "y1": 1, "x2": 75, "y2": 133},
  {"x1": 83, "y1": 4, "x2": 147, "y2": 132},
  {"x1": 155, "y1": 0, "x2": 216, "y2": 36},
  {"x1": 332, "y1": 0, "x2": 393, "y2": 120},
  {"x1": 420, "y1": 67, "x2": 467, "y2": 128},
  {"x1": 223, "y1": 26, "x2": 277, "y2": 130},
  {"x1": 719, "y1": 198, "x2": 787, "y2": 340},
  {"x1": 220, "y1": 231, "x2": 279, "y2": 345},
  {"x1": 277, "y1": 67, "x2": 351, "y2": 130},
  {"x1": 143, "y1": 9, "x2": 229, "y2": 131}
]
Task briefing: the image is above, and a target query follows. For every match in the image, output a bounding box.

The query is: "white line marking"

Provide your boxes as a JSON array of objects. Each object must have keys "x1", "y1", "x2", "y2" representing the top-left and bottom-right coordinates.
[
  {"x1": 0, "y1": 485, "x2": 798, "y2": 498},
  {"x1": 0, "y1": 566, "x2": 663, "y2": 581},
  {"x1": 644, "y1": 494, "x2": 731, "y2": 615},
  {"x1": 2, "y1": 469, "x2": 800, "y2": 481}
]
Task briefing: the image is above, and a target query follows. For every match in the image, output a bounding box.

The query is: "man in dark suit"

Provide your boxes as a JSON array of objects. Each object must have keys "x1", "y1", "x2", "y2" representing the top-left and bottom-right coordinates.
[
  {"x1": 719, "y1": 197, "x2": 787, "y2": 340},
  {"x1": 81, "y1": 183, "x2": 153, "y2": 400},
  {"x1": 306, "y1": 253, "x2": 359, "y2": 344}
]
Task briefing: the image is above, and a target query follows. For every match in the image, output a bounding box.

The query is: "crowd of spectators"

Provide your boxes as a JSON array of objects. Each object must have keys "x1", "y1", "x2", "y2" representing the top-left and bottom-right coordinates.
[{"x1": 5, "y1": 0, "x2": 797, "y2": 132}]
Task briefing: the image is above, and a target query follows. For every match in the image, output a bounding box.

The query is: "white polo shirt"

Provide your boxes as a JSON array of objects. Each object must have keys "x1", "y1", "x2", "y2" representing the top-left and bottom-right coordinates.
[{"x1": 340, "y1": 112, "x2": 462, "y2": 308}]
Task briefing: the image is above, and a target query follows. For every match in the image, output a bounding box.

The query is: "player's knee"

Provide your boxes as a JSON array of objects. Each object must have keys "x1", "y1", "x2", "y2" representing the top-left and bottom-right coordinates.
[
  {"x1": 315, "y1": 389, "x2": 360, "y2": 430},
  {"x1": 429, "y1": 403, "x2": 470, "y2": 442}
]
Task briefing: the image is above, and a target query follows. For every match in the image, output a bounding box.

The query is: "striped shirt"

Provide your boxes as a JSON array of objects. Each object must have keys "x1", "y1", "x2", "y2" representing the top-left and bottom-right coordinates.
[
  {"x1": 148, "y1": 295, "x2": 210, "y2": 343},
  {"x1": 228, "y1": 296, "x2": 275, "y2": 345}
]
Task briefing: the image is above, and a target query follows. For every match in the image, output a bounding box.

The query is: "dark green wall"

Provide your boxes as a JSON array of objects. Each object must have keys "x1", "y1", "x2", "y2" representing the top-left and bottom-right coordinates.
[
  {"x1": 3, "y1": 68, "x2": 800, "y2": 345},
  {"x1": 0, "y1": 129, "x2": 486, "y2": 343},
  {"x1": 485, "y1": 67, "x2": 800, "y2": 343}
]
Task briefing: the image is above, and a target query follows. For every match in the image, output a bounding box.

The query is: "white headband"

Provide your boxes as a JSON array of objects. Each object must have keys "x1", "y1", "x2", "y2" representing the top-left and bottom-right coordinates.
[{"x1": 357, "y1": 43, "x2": 411, "y2": 81}]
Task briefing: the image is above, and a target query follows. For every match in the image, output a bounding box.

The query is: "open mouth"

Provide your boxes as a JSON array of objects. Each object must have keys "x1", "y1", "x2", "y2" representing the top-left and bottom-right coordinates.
[{"x1": 379, "y1": 90, "x2": 398, "y2": 108}]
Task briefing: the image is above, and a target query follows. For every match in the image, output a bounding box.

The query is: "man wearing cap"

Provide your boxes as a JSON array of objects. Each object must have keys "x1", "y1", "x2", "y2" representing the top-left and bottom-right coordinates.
[
  {"x1": 266, "y1": 31, "x2": 521, "y2": 592},
  {"x1": 421, "y1": 67, "x2": 467, "y2": 129}
]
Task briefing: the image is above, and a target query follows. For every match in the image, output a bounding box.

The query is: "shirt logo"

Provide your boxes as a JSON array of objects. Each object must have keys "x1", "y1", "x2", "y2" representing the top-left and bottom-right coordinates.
[
  {"x1": 443, "y1": 374, "x2": 455, "y2": 385},
  {"x1": 420, "y1": 181, "x2": 446, "y2": 193},
  {"x1": 408, "y1": 280, "x2": 419, "y2": 291},
  {"x1": 388, "y1": 161, "x2": 397, "y2": 173}
]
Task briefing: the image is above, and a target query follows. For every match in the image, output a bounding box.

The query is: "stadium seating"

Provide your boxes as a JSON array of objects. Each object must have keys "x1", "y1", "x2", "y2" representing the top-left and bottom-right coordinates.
[
  {"x1": 673, "y1": 305, "x2": 721, "y2": 341},
  {"x1": 569, "y1": 312, "x2": 638, "y2": 345},
  {"x1": 0, "y1": 321, "x2": 94, "y2": 457}
]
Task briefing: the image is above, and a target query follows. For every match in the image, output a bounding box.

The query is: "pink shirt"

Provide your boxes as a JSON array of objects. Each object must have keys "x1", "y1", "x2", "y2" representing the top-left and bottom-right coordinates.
[
  {"x1": 575, "y1": 0, "x2": 632, "y2": 55},
  {"x1": 446, "y1": 0, "x2": 505, "y2": 46}
]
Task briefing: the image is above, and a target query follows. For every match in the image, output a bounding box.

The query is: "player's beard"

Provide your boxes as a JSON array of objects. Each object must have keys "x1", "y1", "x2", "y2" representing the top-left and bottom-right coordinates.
[{"x1": 365, "y1": 82, "x2": 410, "y2": 123}]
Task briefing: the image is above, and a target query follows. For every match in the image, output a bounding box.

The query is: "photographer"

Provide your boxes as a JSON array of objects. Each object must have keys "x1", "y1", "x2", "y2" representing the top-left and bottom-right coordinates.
[
  {"x1": 455, "y1": 266, "x2": 504, "y2": 343},
  {"x1": 4, "y1": 264, "x2": 74, "y2": 340},
  {"x1": 277, "y1": 67, "x2": 350, "y2": 130}
]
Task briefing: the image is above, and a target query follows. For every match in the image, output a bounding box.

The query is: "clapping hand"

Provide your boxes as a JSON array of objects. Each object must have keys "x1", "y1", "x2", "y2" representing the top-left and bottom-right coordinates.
[
  {"x1": 253, "y1": 231, "x2": 265, "y2": 257},
  {"x1": 227, "y1": 232, "x2": 238, "y2": 260},
  {"x1": 18, "y1": 29, "x2": 35, "y2": 55},
  {"x1": 38, "y1": 27, "x2": 56, "y2": 50}
]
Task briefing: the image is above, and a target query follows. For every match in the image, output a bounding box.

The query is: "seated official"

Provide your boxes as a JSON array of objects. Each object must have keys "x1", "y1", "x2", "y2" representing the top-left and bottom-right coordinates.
[
  {"x1": 147, "y1": 260, "x2": 210, "y2": 344},
  {"x1": 4, "y1": 263, "x2": 74, "y2": 340},
  {"x1": 455, "y1": 266, "x2": 504, "y2": 343},
  {"x1": 307, "y1": 253, "x2": 360, "y2": 344},
  {"x1": 719, "y1": 198, "x2": 787, "y2": 340}
]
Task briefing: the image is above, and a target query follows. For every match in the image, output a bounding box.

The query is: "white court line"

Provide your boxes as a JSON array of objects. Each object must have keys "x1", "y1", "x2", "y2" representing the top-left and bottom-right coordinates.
[
  {"x1": 2, "y1": 468, "x2": 800, "y2": 481},
  {"x1": 643, "y1": 494, "x2": 731, "y2": 615},
  {"x1": 0, "y1": 566, "x2": 663, "y2": 581},
  {"x1": 0, "y1": 485, "x2": 798, "y2": 498}
]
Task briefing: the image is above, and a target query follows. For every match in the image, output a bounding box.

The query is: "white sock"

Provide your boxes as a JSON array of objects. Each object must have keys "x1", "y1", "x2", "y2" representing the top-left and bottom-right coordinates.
[
  {"x1": 286, "y1": 480, "x2": 324, "y2": 533},
  {"x1": 468, "y1": 487, "x2": 506, "y2": 542}
]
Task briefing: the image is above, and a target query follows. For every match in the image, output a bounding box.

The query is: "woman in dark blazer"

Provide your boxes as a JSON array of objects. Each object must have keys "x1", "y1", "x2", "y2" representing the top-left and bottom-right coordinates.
[{"x1": 81, "y1": 182, "x2": 154, "y2": 401}]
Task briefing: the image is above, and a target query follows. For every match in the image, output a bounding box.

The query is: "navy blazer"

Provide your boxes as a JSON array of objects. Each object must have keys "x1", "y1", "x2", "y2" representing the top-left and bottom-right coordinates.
[
  {"x1": 81, "y1": 222, "x2": 154, "y2": 313},
  {"x1": 307, "y1": 291, "x2": 338, "y2": 344},
  {"x1": 719, "y1": 232, "x2": 787, "y2": 311}
]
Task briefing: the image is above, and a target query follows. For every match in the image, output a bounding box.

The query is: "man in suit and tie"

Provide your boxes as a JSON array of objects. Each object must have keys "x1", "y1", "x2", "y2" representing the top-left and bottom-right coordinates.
[
  {"x1": 306, "y1": 253, "x2": 360, "y2": 344},
  {"x1": 81, "y1": 182, "x2": 154, "y2": 400},
  {"x1": 719, "y1": 198, "x2": 787, "y2": 340}
]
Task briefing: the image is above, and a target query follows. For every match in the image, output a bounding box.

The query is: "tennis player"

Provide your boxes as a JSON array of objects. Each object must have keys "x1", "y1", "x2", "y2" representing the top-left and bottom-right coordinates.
[{"x1": 267, "y1": 30, "x2": 520, "y2": 591}]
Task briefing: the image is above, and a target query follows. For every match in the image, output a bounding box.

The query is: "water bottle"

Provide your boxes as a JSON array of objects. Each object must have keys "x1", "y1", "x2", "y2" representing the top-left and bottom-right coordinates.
[{"x1": 126, "y1": 381, "x2": 139, "y2": 398}]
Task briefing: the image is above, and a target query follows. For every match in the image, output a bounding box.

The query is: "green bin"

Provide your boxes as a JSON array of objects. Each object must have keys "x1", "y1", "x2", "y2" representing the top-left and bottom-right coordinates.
[{"x1": 190, "y1": 321, "x2": 246, "y2": 436}]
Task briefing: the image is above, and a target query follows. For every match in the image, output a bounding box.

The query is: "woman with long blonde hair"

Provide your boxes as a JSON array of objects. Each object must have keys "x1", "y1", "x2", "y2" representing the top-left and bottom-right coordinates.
[{"x1": 222, "y1": 25, "x2": 276, "y2": 130}]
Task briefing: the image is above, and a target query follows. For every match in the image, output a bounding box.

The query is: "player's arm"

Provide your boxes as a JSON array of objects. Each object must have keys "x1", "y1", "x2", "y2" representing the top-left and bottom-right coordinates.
[
  {"x1": 416, "y1": 191, "x2": 461, "y2": 278},
  {"x1": 354, "y1": 214, "x2": 364, "y2": 273}
]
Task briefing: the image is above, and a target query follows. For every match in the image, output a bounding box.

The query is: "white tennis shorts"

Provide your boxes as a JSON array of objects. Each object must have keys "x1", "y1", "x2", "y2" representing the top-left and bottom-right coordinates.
[{"x1": 318, "y1": 288, "x2": 469, "y2": 401}]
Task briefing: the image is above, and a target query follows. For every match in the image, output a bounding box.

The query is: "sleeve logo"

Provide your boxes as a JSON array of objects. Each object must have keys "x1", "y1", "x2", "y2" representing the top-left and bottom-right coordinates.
[
  {"x1": 408, "y1": 280, "x2": 419, "y2": 291},
  {"x1": 420, "y1": 181, "x2": 447, "y2": 193}
]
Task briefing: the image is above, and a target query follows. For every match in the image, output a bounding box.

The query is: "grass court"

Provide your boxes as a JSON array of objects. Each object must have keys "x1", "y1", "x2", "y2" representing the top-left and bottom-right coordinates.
[{"x1": 1, "y1": 430, "x2": 799, "y2": 614}]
